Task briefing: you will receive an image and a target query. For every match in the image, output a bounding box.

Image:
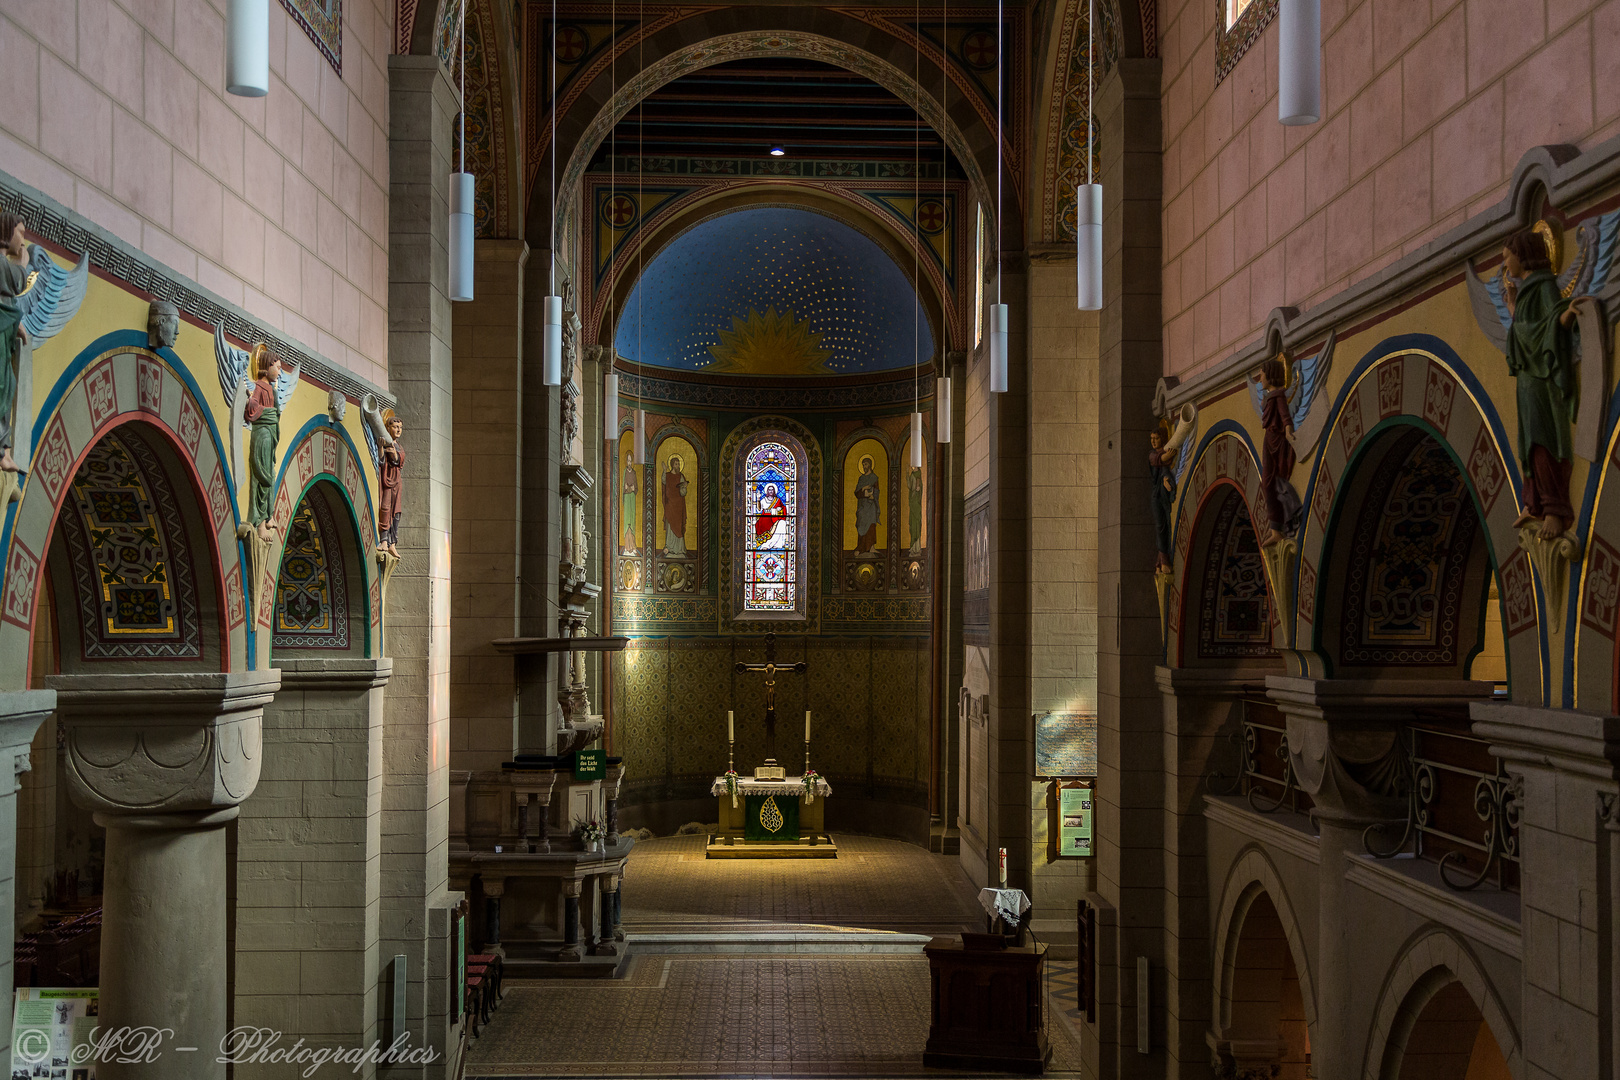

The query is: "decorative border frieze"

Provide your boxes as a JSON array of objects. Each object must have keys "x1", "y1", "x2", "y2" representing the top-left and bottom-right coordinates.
[{"x1": 0, "y1": 174, "x2": 395, "y2": 413}]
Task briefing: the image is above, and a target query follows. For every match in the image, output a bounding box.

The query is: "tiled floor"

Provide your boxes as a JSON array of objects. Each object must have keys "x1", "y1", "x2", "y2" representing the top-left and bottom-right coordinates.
[
  {"x1": 620, "y1": 834, "x2": 987, "y2": 935},
  {"x1": 464, "y1": 955, "x2": 1084, "y2": 1078},
  {"x1": 464, "y1": 836, "x2": 1086, "y2": 1078}
]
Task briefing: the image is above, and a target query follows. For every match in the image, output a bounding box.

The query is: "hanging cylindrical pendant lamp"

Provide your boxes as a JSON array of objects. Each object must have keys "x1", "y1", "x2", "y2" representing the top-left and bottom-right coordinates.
[
  {"x1": 1076, "y1": 183, "x2": 1103, "y2": 311},
  {"x1": 542, "y1": 294, "x2": 564, "y2": 386},
  {"x1": 1278, "y1": 0, "x2": 1321, "y2": 125},
  {"x1": 603, "y1": 370, "x2": 619, "y2": 441},
  {"x1": 935, "y1": 376, "x2": 952, "y2": 444},
  {"x1": 448, "y1": 171, "x2": 475, "y2": 301},
  {"x1": 226, "y1": 0, "x2": 269, "y2": 97},
  {"x1": 910, "y1": 411, "x2": 925, "y2": 468},
  {"x1": 632, "y1": 408, "x2": 646, "y2": 466},
  {"x1": 989, "y1": 304, "x2": 1009, "y2": 394}
]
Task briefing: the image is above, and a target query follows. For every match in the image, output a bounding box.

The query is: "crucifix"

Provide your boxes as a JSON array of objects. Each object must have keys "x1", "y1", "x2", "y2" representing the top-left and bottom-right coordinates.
[{"x1": 735, "y1": 632, "x2": 807, "y2": 779}]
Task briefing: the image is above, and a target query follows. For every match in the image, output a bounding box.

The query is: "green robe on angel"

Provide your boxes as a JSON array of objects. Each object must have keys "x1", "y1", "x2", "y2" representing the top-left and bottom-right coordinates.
[{"x1": 1506, "y1": 268, "x2": 1577, "y2": 468}]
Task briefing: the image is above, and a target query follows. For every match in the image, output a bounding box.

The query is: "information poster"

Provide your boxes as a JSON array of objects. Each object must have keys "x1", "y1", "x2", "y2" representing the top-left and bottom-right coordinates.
[
  {"x1": 1035, "y1": 712, "x2": 1098, "y2": 777},
  {"x1": 10, "y1": 987, "x2": 99, "y2": 1079},
  {"x1": 1059, "y1": 785, "x2": 1093, "y2": 857}
]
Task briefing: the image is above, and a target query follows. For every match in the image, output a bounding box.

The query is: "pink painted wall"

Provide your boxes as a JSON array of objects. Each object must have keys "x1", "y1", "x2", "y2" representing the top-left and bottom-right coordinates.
[
  {"x1": 0, "y1": 0, "x2": 395, "y2": 388},
  {"x1": 1159, "y1": 0, "x2": 1620, "y2": 380}
]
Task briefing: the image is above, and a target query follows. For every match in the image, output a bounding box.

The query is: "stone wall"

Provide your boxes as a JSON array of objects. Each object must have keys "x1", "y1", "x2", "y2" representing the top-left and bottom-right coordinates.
[
  {"x1": 0, "y1": 0, "x2": 395, "y2": 384},
  {"x1": 1158, "y1": 0, "x2": 1620, "y2": 379}
]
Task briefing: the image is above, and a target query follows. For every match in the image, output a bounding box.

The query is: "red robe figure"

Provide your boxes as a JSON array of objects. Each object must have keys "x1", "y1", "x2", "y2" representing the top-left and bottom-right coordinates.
[
  {"x1": 378, "y1": 413, "x2": 404, "y2": 557},
  {"x1": 662, "y1": 455, "x2": 689, "y2": 557},
  {"x1": 1254, "y1": 358, "x2": 1303, "y2": 546},
  {"x1": 754, "y1": 484, "x2": 786, "y2": 545}
]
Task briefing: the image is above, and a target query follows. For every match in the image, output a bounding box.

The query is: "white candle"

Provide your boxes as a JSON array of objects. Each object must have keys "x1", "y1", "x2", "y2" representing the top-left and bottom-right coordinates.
[
  {"x1": 805, "y1": 711, "x2": 812, "y2": 743},
  {"x1": 999, "y1": 847, "x2": 1007, "y2": 887},
  {"x1": 728, "y1": 711, "x2": 734, "y2": 742}
]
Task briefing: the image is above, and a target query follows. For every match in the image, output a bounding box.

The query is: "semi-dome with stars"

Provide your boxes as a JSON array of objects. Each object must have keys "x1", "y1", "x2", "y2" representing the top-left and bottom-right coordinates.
[{"x1": 615, "y1": 206, "x2": 936, "y2": 378}]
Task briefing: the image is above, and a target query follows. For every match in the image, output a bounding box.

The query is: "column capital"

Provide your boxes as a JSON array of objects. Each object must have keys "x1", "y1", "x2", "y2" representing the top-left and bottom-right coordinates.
[
  {"x1": 0, "y1": 690, "x2": 53, "y2": 796},
  {"x1": 1471, "y1": 700, "x2": 1620, "y2": 784},
  {"x1": 47, "y1": 670, "x2": 280, "y2": 818},
  {"x1": 272, "y1": 657, "x2": 393, "y2": 693}
]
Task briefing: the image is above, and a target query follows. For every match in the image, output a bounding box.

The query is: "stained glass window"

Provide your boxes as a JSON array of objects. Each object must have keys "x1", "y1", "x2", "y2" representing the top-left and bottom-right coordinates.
[{"x1": 742, "y1": 441, "x2": 799, "y2": 612}]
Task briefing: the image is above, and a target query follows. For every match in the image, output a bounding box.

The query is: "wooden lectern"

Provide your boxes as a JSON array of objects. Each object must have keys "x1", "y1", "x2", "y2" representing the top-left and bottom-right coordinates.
[{"x1": 922, "y1": 936, "x2": 1051, "y2": 1074}]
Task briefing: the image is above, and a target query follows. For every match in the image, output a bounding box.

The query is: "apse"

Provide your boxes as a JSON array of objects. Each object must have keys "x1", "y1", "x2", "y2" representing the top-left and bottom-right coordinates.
[{"x1": 615, "y1": 206, "x2": 937, "y2": 377}]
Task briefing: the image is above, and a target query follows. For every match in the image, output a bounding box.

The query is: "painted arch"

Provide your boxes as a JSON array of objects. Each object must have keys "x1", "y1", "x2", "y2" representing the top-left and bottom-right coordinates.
[
  {"x1": 2, "y1": 333, "x2": 251, "y2": 688},
  {"x1": 1288, "y1": 336, "x2": 1539, "y2": 702}
]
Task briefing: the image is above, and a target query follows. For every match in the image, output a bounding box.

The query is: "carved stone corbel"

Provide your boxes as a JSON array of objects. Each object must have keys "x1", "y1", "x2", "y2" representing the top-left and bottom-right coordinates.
[
  {"x1": 1154, "y1": 567, "x2": 1174, "y2": 642},
  {"x1": 1260, "y1": 538, "x2": 1297, "y2": 641},
  {"x1": 1519, "y1": 521, "x2": 1581, "y2": 626}
]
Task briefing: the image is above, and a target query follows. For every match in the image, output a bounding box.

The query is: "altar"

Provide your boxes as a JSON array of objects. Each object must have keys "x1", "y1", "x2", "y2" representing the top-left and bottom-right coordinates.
[{"x1": 708, "y1": 775, "x2": 837, "y2": 858}]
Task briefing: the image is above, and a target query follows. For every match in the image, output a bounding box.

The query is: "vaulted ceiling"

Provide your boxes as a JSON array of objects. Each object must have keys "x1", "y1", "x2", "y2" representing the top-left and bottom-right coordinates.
[{"x1": 589, "y1": 58, "x2": 960, "y2": 172}]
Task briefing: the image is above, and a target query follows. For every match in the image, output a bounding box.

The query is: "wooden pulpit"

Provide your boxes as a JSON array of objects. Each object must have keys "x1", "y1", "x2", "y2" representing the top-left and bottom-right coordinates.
[{"x1": 922, "y1": 936, "x2": 1051, "y2": 1074}]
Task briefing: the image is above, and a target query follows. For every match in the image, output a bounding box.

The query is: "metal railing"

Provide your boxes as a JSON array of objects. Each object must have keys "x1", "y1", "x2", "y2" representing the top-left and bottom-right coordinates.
[
  {"x1": 1207, "y1": 698, "x2": 1312, "y2": 816},
  {"x1": 1363, "y1": 725, "x2": 1520, "y2": 893}
]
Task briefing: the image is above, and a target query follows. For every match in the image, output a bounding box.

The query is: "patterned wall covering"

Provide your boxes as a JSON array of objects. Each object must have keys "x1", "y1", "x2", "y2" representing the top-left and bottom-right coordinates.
[
  {"x1": 273, "y1": 487, "x2": 350, "y2": 651},
  {"x1": 614, "y1": 206, "x2": 938, "y2": 376},
  {"x1": 1214, "y1": 0, "x2": 1276, "y2": 85},
  {"x1": 59, "y1": 429, "x2": 202, "y2": 661},
  {"x1": 1339, "y1": 430, "x2": 1484, "y2": 667},
  {"x1": 1194, "y1": 486, "x2": 1275, "y2": 660},
  {"x1": 282, "y1": 0, "x2": 342, "y2": 73},
  {"x1": 1041, "y1": 0, "x2": 1120, "y2": 243},
  {"x1": 443, "y1": 0, "x2": 513, "y2": 236},
  {"x1": 613, "y1": 636, "x2": 931, "y2": 808}
]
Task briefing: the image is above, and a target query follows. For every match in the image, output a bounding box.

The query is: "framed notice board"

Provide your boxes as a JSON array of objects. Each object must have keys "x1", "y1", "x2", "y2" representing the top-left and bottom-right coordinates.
[
  {"x1": 1035, "y1": 712, "x2": 1097, "y2": 777},
  {"x1": 1054, "y1": 781, "x2": 1093, "y2": 858}
]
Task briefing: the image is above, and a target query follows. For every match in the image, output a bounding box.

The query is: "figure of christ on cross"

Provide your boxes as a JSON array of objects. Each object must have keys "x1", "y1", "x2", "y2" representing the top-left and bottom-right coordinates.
[{"x1": 734, "y1": 632, "x2": 807, "y2": 776}]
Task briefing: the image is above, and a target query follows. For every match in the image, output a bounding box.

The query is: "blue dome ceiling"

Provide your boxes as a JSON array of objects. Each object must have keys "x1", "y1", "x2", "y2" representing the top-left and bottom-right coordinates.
[{"x1": 615, "y1": 206, "x2": 935, "y2": 378}]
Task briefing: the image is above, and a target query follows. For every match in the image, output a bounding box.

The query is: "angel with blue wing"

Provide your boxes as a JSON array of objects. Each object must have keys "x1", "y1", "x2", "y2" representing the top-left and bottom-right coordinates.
[
  {"x1": 0, "y1": 213, "x2": 89, "y2": 473},
  {"x1": 1147, "y1": 426, "x2": 1178, "y2": 570}
]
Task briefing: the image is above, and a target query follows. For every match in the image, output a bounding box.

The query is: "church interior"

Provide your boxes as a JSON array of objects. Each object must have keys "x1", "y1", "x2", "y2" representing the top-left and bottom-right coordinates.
[{"x1": 0, "y1": 0, "x2": 1617, "y2": 1077}]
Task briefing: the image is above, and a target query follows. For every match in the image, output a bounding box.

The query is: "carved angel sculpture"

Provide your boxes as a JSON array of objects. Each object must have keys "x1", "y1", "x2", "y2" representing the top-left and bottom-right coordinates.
[
  {"x1": 0, "y1": 213, "x2": 89, "y2": 472},
  {"x1": 1147, "y1": 410, "x2": 1197, "y2": 571},
  {"x1": 361, "y1": 394, "x2": 404, "y2": 557},
  {"x1": 216, "y1": 325, "x2": 301, "y2": 542},
  {"x1": 1467, "y1": 214, "x2": 1620, "y2": 540},
  {"x1": 1246, "y1": 332, "x2": 1335, "y2": 546}
]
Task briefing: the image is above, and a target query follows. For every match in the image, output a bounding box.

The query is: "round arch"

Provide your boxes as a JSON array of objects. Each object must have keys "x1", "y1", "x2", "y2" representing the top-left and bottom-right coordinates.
[
  {"x1": 1166, "y1": 425, "x2": 1272, "y2": 664},
  {"x1": 544, "y1": 28, "x2": 1009, "y2": 273},
  {"x1": 2, "y1": 335, "x2": 251, "y2": 687},
  {"x1": 1572, "y1": 400, "x2": 1620, "y2": 710},
  {"x1": 1288, "y1": 337, "x2": 1539, "y2": 701},
  {"x1": 1362, "y1": 928, "x2": 1521, "y2": 1080},
  {"x1": 258, "y1": 419, "x2": 384, "y2": 666},
  {"x1": 1212, "y1": 846, "x2": 1318, "y2": 1035}
]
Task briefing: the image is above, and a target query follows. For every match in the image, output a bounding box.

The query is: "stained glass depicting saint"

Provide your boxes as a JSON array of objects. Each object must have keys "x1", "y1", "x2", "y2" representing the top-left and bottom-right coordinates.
[{"x1": 743, "y1": 442, "x2": 798, "y2": 611}]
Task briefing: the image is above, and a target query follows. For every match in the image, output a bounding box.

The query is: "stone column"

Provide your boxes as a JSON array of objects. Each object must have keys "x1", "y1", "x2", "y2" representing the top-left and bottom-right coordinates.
[
  {"x1": 1271, "y1": 677, "x2": 1492, "y2": 1080},
  {"x1": 237, "y1": 658, "x2": 389, "y2": 1079},
  {"x1": 388, "y1": 53, "x2": 464, "y2": 1075},
  {"x1": 47, "y1": 672, "x2": 278, "y2": 1080},
  {"x1": 1092, "y1": 56, "x2": 1165, "y2": 1078},
  {"x1": 560, "y1": 880, "x2": 583, "y2": 962},
  {"x1": 0, "y1": 690, "x2": 53, "y2": 1050},
  {"x1": 1472, "y1": 701, "x2": 1619, "y2": 1080}
]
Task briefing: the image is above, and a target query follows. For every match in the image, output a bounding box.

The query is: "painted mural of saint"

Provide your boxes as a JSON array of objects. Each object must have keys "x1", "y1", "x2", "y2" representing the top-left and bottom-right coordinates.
[
  {"x1": 754, "y1": 484, "x2": 787, "y2": 547},
  {"x1": 663, "y1": 455, "x2": 690, "y2": 557},
  {"x1": 621, "y1": 461, "x2": 639, "y2": 554},
  {"x1": 854, "y1": 456, "x2": 881, "y2": 553},
  {"x1": 907, "y1": 466, "x2": 923, "y2": 556}
]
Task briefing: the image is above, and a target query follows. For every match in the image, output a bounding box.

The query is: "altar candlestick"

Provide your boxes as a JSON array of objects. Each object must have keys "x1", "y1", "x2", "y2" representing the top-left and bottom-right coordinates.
[
  {"x1": 805, "y1": 711, "x2": 811, "y2": 743},
  {"x1": 728, "y1": 711, "x2": 734, "y2": 742}
]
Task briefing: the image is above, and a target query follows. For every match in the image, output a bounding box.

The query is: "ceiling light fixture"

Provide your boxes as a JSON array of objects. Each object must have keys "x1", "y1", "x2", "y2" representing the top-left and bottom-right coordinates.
[
  {"x1": 989, "y1": 0, "x2": 1008, "y2": 394},
  {"x1": 936, "y1": 0, "x2": 951, "y2": 446},
  {"x1": 542, "y1": 0, "x2": 563, "y2": 384},
  {"x1": 226, "y1": 0, "x2": 269, "y2": 97},
  {"x1": 449, "y1": 0, "x2": 474, "y2": 302},
  {"x1": 769, "y1": 146, "x2": 787, "y2": 157},
  {"x1": 1279, "y1": 0, "x2": 1322, "y2": 125},
  {"x1": 1076, "y1": 0, "x2": 1102, "y2": 311}
]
